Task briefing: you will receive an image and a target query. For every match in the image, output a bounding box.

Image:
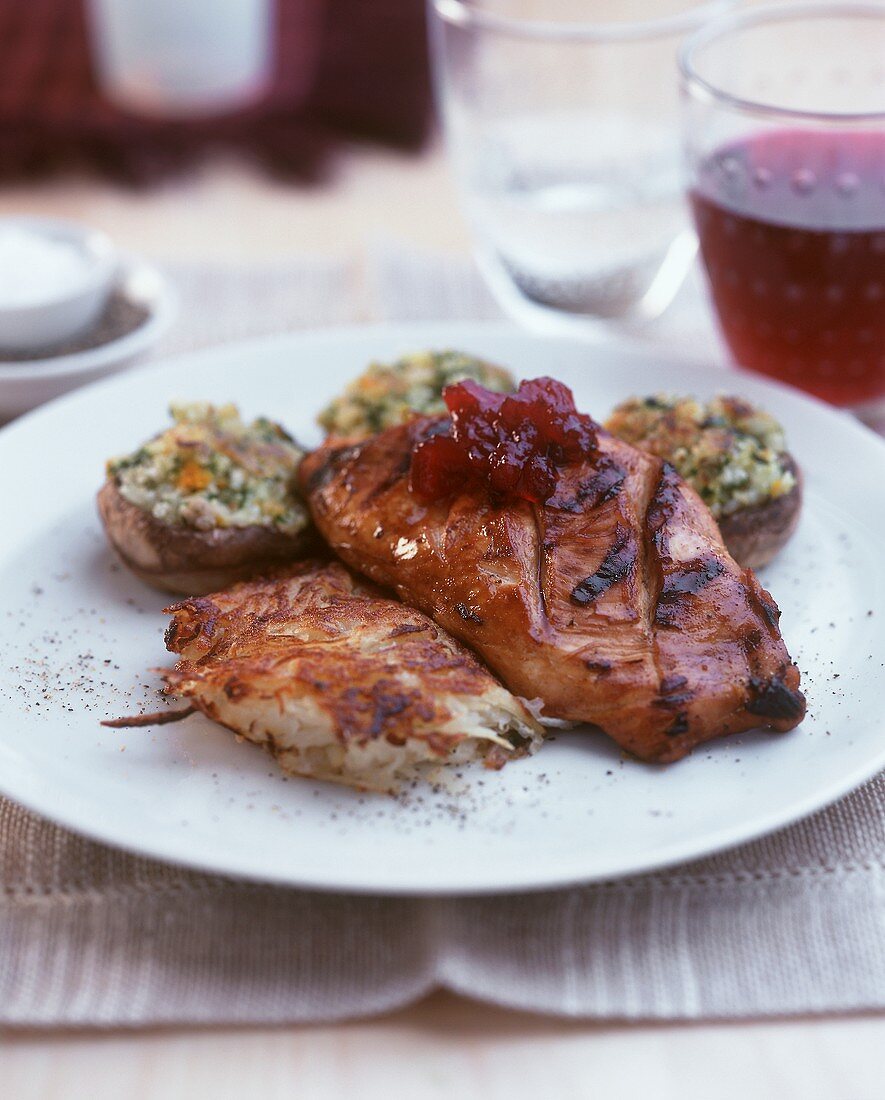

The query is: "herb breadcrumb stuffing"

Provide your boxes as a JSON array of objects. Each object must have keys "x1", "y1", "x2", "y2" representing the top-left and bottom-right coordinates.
[
  {"x1": 106, "y1": 402, "x2": 309, "y2": 534},
  {"x1": 318, "y1": 350, "x2": 515, "y2": 438},
  {"x1": 605, "y1": 394, "x2": 796, "y2": 518}
]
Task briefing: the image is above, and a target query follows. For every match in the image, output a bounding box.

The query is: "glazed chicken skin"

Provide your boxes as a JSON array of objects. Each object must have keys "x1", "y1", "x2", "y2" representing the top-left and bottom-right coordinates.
[{"x1": 301, "y1": 420, "x2": 805, "y2": 763}]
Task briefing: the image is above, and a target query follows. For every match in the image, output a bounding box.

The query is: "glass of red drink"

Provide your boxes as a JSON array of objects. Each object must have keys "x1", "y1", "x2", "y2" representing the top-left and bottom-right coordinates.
[{"x1": 679, "y1": 3, "x2": 885, "y2": 418}]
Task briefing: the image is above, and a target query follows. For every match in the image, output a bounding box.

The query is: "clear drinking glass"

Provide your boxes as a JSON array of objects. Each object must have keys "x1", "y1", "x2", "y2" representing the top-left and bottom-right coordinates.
[
  {"x1": 680, "y1": 3, "x2": 885, "y2": 417},
  {"x1": 429, "y1": 0, "x2": 734, "y2": 333}
]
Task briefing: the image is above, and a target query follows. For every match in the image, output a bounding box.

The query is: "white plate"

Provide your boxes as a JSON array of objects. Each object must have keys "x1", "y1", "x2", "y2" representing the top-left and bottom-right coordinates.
[
  {"x1": 0, "y1": 256, "x2": 176, "y2": 420},
  {"x1": 1, "y1": 322, "x2": 883, "y2": 895}
]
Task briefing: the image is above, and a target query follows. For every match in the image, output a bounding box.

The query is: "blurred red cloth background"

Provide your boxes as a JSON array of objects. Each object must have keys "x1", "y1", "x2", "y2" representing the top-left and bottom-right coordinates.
[{"x1": 0, "y1": 0, "x2": 433, "y2": 184}]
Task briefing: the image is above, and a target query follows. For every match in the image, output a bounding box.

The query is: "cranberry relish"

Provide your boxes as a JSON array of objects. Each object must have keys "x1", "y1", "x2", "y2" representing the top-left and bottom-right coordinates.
[{"x1": 409, "y1": 377, "x2": 599, "y2": 504}]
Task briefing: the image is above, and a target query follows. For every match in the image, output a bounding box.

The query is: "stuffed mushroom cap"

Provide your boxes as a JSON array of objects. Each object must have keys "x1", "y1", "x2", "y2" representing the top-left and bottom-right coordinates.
[{"x1": 98, "y1": 402, "x2": 316, "y2": 594}]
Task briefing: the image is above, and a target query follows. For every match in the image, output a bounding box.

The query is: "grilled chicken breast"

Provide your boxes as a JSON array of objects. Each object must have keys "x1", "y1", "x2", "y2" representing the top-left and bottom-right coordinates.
[
  {"x1": 162, "y1": 561, "x2": 542, "y2": 791},
  {"x1": 302, "y1": 421, "x2": 805, "y2": 762}
]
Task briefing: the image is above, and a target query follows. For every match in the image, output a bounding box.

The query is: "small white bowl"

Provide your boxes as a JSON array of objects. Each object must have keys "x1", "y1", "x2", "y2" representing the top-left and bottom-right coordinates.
[
  {"x1": 0, "y1": 217, "x2": 118, "y2": 352},
  {"x1": 0, "y1": 256, "x2": 177, "y2": 421}
]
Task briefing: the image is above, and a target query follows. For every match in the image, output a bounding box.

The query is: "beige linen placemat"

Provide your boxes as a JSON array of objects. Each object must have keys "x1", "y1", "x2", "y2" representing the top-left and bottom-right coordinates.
[{"x1": 1, "y1": 251, "x2": 883, "y2": 1026}]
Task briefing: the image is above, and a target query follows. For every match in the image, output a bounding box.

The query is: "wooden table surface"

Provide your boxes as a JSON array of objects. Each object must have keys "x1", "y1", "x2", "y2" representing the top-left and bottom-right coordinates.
[{"x1": 0, "y1": 144, "x2": 882, "y2": 1100}]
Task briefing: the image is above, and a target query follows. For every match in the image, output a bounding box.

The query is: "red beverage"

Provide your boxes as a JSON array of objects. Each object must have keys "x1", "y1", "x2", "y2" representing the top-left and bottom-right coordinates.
[{"x1": 691, "y1": 130, "x2": 885, "y2": 406}]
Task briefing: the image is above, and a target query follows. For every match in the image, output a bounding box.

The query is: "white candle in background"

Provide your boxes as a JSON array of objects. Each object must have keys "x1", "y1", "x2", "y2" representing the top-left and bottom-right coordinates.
[{"x1": 86, "y1": 0, "x2": 275, "y2": 118}]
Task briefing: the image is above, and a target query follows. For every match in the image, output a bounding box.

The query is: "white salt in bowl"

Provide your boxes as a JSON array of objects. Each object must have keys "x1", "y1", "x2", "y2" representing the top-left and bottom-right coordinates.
[{"x1": 0, "y1": 217, "x2": 118, "y2": 352}]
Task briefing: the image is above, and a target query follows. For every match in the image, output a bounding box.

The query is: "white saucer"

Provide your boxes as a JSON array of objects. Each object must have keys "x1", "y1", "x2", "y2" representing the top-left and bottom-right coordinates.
[{"x1": 0, "y1": 256, "x2": 176, "y2": 421}]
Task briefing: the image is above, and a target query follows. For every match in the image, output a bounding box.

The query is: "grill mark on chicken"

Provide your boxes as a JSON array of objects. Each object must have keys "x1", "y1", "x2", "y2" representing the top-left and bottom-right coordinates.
[
  {"x1": 666, "y1": 713, "x2": 690, "y2": 737},
  {"x1": 552, "y1": 457, "x2": 625, "y2": 513},
  {"x1": 645, "y1": 461, "x2": 681, "y2": 557},
  {"x1": 734, "y1": 580, "x2": 795, "y2": 708},
  {"x1": 652, "y1": 674, "x2": 693, "y2": 709},
  {"x1": 643, "y1": 462, "x2": 803, "y2": 738},
  {"x1": 654, "y1": 671, "x2": 694, "y2": 736},
  {"x1": 570, "y1": 524, "x2": 637, "y2": 605},
  {"x1": 639, "y1": 461, "x2": 673, "y2": 736},
  {"x1": 655, "y1": 554, "x2": 726, "y2": 627},
  {"x1": 746, "y1": 580, "x2": 781, "y2": 633},
  {"x1": 747, "y1": 670, "x2": 806, "y2": 721}
]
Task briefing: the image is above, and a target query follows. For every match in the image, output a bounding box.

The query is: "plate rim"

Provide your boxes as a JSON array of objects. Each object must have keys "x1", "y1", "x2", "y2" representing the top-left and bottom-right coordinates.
[
  {"x1": 1, "y1": 727, "x2": 884, "y2": 896},
  {"x1": 1, "y1": 319, "x2": 883, "y2": 896}
]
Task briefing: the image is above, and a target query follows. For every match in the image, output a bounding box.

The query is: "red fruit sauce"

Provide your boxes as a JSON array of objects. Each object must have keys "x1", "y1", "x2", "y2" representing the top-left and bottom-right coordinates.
[
  {"x1": 691, "y1": 129, "x2": 885, "y2": 406},
  {"x1": 409, "y1": 377, "x2": 598, "y2": 504}
]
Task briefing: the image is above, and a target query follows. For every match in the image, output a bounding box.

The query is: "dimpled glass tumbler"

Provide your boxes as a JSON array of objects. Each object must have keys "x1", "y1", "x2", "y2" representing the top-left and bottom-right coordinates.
[
  {"x1": 680, "y1": 2, "x2": 885, "y2": 415},
  {"x1": 430, "y1": 0, "x2": 735, "y2": 334}
]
